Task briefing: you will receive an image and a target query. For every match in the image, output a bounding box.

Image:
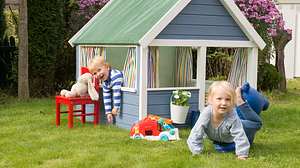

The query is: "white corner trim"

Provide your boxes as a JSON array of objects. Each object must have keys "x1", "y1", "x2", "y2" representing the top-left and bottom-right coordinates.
[
  {"x1": 68, "y1": 0, "x2": 115, "y2": 47},
  {"x1": 121, "y1": 87, "x2": 137, "y2": 93},
  {"x1": 139, "y1": 0, "x2": 191, "y2": 47},
  {"x1": 220, "y1": 0, "x2": 266, "y2": 50},
  {"x1": 138, "y1": 46, "x2": 148, "y2": 120},
  {"x1": 247, "y1": 47, "x2": 258, "y2": 89},
  {"x1": 150, "y1": 39, "x2": 256, "y2": 48},
  {"x1": 76, "y1": 45, "x2": 81, "y2": 79},
  {"x1": 197, "y1": 47, "x2": 207, "y2": 112}
]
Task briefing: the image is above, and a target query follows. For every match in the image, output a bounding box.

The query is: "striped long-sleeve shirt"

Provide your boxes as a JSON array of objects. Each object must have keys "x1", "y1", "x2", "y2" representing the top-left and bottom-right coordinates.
[{"x1": 102, "y1": 69, "x2": 123, "y2": 114}]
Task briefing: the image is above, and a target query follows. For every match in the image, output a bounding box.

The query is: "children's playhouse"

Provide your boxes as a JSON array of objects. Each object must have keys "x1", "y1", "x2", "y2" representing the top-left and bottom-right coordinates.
[{"x1": 69, "y1": 0, "x2": 266, "y2": 129}]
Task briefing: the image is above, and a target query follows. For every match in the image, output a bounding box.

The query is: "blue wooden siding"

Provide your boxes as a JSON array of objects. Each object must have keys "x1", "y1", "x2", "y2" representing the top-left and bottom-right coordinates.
[
  {"x1": 116, "y1": 91, "x2": 139, "y2": 129},
  {"x1": 115, "y1": 89, "x2": 199, "y2": 129},
  {"x1": 116, "y1": 46, "x2": 140, "y2": 129},
  {"x1": 83, "y1": 91, "x2": 139, "y2": 129},
  {"x1": 147, "y1": 90, "x2": 199, "y2": 120},
  {"x1": 156, "y1": 0, "x2": 248, "y2": 41}
]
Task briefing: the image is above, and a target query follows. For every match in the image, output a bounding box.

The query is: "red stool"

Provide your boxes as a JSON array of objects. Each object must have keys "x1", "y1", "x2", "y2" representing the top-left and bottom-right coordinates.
[
  {"x1": 55, "y1": 95, "x2": 100, "y2": 128},
  {"x1": 55, "y1": 66, "x2": 100, "y2": 128}
]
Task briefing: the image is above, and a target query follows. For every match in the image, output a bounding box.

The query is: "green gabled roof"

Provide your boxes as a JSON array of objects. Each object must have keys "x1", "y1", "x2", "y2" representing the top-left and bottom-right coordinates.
[{"x1": 70, "y1": 0, "x2": 180, "y2": 46}]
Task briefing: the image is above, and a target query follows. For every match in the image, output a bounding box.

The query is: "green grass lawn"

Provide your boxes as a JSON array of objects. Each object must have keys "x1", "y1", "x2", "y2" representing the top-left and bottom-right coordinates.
[{"x1": 1, "y1": 79, "x2": 300, "y2": 168}]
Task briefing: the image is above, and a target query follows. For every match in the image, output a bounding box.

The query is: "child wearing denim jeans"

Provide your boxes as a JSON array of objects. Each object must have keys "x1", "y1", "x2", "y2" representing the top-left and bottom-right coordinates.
[
  {"x1": 187, "y1": 81, "x2": 250, "y2": 160},
  {"x1": 235, "y1": 85, "x2": 263, "y2": 144}
]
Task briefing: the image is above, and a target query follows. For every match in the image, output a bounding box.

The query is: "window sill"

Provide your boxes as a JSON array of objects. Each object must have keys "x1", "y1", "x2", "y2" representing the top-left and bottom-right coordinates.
[
  {"x1": 147, "y1": 87, "x2": 199, "y2": 91},
  {"x1": 121, "y1": 87, "x2": 137, "y2": 93}
]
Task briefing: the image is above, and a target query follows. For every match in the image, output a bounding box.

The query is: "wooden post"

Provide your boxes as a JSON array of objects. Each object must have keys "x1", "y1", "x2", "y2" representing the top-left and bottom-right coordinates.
[
  {"x1": 138, "y1": 46, "x2": 148, "y2": 120},
  {"x1": 197, "y1": 46, "x2": 207, "y2": 111},
  {"x1": 247, "y1": 47, "x2": 258, "y2": 89}
]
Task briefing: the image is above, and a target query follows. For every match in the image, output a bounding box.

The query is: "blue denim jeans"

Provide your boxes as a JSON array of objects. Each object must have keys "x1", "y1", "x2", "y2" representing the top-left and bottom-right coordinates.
[
  {"x1": 214, "y1": 102, "x2": 262, "y2": 152},
  {"x1": 236, "y1": 102, "x2": 262, "y2": 144}
]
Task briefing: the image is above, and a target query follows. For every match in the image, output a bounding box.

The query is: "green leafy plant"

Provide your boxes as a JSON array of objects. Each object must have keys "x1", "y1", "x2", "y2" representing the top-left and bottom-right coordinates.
[
  {"x1": 171, "y1": 90, "x2": 191, "y2": 106},
  {"x1": 257, "y1": 63, "x2": 283, "y2": 91},
  {"x1": 206, "y1": 49, "x2": 233, "y2": 79},
  {"x1": 28, "y1": 0, "x2": 65, "y2": 97}
]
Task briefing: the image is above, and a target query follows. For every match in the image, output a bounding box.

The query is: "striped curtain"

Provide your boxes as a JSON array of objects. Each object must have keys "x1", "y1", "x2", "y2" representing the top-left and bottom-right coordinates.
[
  {"x1": 175, "y1": 47, "x2": 193, "y2": 87},
  {"x1": 227, "y1": 48, "x2": 247, "y2": 88},
  {"x1": 147, "y1": 47, "x2": 160, "y2": 88},
  {"x1": 80, "y1": 47, "x2": 106, "y2": 67},
  {"x1": 123, "y1": 47, "x2": 137, "y2": 88}
]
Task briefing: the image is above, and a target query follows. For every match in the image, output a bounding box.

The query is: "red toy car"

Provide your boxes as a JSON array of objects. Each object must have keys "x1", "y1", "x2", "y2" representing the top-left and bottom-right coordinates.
[{"x1": 130, "y1": 115, "x2": 180, "y2": 141}]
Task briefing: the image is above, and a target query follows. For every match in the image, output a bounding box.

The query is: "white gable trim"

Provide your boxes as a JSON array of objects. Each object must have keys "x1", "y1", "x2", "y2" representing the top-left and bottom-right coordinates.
[
  {"x1": 197, "y1": 47, "x2": 207, "y2": 111},
  {"x1": 220, "y1": 0, "x2": 266, "y2": 50},
  {"x1": 68, "y1": 0, "x2": 115, "y2": 47},
  {"x1": 247, "y1": 47, "x2": 258, "y2": 89},
  {"x1": 139, "y1": 0, "x2": 191, "y2": 47},
  {"x1": 150, "y1": 39, "x2": 256, "y2": 48}
]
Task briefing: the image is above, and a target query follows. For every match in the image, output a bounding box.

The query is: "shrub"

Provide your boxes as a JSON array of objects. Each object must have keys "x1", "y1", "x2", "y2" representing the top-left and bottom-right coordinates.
[
  {"x1": 257, "y1": 63, "x2": 282, "y2": 91},
  {"x1": 0, "y1": 0, "x2": 5, "y2": 40},
  {"x1": 206, "y1": 49, "x2": 233, "y2": 79},
  {"x1": 28, "y1": 0, "x2": 64, "y2": 96}
]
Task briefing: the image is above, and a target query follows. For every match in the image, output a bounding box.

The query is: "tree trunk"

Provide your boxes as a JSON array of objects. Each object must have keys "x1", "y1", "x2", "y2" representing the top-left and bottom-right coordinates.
[
  {"x1": 18, "y1": 0, "x2": 29, "y2": 99},
  {"x1": 273, "y1": 30, "x2": 292, "y2": 92}
]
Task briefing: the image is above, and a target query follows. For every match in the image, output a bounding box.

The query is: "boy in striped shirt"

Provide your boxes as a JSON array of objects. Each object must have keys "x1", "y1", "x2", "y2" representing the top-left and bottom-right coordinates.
[{"x1": 89, "y1": 56, "x2": 123, "y2": 124}]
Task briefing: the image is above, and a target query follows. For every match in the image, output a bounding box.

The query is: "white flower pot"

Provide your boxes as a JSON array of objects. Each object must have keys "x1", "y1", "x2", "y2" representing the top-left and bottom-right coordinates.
[{"x1": 170, "y1": 103, "x2": 189, "y2": 124}]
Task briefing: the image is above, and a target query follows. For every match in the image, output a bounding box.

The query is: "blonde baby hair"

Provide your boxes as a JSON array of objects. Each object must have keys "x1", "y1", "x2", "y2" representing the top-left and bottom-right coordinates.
[
  {"x1": 88, "y1": 56, "x2": 111, "y2": 74},
  {"x1": 207, "y1": 81, "x2": 236, "y2": 106}
]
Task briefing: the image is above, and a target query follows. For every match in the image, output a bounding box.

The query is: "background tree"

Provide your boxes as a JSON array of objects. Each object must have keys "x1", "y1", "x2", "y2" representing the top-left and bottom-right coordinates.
[
  {"x1": 18, "y1": 0, "x2": 29, "y2": 99},
  {"x1": 234, "y1": 0, "x2": 292, "y2": 91},
  {"x1": 0, "y1": 0, "x2": 5, "y2": 41},
  {"x1": 27, "y1": 0, "x2": 64, "y2": 96},
  {"x1": 54, "y1": 0, "x2": 110, "y2": 93},
  {"x1": 273, "y1": 28, "x2": 292, "y2": 91},
  {"x1": 3, "y1": 0, "x2": 109, "y2": 97},
  {"x1": 78, "y1": 0, "x2": 109, "y2": 20},
  {"x1": 54, "y1": 0, "x2": 80, "y2": 93}
]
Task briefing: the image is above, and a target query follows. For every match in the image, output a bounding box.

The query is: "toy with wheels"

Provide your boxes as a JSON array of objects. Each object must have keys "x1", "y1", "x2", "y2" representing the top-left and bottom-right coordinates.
[{"x1": 129, "y1": 115, "x2": 180, "y2": 141}]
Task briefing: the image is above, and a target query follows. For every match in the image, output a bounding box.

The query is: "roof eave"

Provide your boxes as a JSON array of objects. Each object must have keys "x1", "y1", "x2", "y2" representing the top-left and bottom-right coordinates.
[{"x1": 72, "y1": 42, "x2": 140, "y2": 47}]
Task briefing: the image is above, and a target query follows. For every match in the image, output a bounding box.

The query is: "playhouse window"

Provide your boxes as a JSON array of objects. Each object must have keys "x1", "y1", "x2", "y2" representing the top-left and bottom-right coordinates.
[
  {"x1": 193, "y1": 47, "x2": 247, "y2": 89},
  {"x1": 148, "y1": 46, "x2": 196, "y2": 89},
  {"x1": 79, "y1": 46, "x2": 137, "y2": 92},
  {"x1": 79, "y1": 46, "x2": 105, "y2": 67},
  {"x1": 105, "y1": 47, "x2": 137, "y2": 92}
]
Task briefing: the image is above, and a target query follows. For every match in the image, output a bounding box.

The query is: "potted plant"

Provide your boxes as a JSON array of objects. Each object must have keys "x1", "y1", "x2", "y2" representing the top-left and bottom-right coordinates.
[{"x1": 170, "y1": 90, "x2": 191, "y2": 124}]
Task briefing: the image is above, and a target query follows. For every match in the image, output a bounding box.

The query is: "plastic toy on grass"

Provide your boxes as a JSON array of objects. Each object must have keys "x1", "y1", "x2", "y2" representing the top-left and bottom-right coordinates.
[{"x1": 130, "y1": 115, "x2": 180, "y2": 141}]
